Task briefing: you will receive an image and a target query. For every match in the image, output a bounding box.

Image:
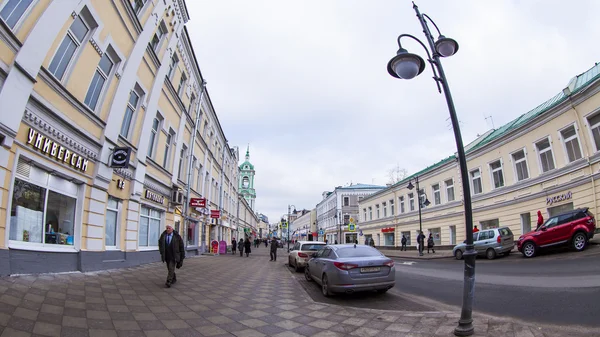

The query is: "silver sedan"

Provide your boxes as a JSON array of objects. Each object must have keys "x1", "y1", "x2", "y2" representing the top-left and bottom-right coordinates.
[{"x1": 304, "y1": 244, "x2": 395, "y2": 296}]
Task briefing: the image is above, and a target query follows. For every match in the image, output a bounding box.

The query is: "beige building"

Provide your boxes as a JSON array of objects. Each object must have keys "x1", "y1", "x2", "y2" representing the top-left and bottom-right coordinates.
[
  {"x1": 0, "y1": 0, "x2": 255, "y2": 275},
  {"x1": 359, "y1": 62, "x2": 600, "y2": 250}
]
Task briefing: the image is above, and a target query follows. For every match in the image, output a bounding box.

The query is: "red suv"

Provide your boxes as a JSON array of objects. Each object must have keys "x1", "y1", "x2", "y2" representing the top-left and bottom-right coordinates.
[{"x1": 517, "y1": 208, "x2": 596, "y2": 258}]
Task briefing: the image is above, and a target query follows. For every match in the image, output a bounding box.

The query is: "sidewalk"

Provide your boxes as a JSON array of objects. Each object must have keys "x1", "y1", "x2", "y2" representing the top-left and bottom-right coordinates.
[
  {"x1": 0, "y1": 245, "x2": 596, "y2": 337},
  {"x1": 379, "y1": 248, "x2": 455, "y2": 260}
]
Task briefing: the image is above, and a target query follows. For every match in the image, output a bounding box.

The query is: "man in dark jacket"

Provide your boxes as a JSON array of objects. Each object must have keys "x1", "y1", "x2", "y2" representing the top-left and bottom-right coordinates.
[
  {"x1": 270, "y1": 237, "x2": 278, "y2": 261},
  {"x1": 401, "y1": 234, "x2": 407, "y2": 251},
  {"x1": 417, "y1": 230, "x2": 425, "y2": 256},
  {"x1": 231, "y1": 238, "x2": 237, "y2": 255},
  {"x1": 158, "y1": 225, "x2": 185, "y2": 288}
]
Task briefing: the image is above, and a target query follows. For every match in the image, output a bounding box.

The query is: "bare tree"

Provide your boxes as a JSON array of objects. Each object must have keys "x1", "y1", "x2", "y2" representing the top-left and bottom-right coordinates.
[{"x1": 387, "y1": 164, "x2": 408, "y2": 184}]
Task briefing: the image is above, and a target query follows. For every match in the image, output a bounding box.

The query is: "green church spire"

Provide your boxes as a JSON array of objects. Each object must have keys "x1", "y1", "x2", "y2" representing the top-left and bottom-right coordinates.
[{"x1": 239, "y1": 145, "x2": 256, "y2": 210}]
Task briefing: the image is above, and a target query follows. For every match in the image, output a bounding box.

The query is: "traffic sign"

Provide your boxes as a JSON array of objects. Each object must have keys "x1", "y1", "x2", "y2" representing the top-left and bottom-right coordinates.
[
  {"x1": 319, "y1": 230, "x2": 324, "y2": 235},
  {"x1": 349, "y1": 217, "x2": 355, "y2": 223},
  {"x1": 349, "y1": 223, "x2": 356, "y2": 232}
]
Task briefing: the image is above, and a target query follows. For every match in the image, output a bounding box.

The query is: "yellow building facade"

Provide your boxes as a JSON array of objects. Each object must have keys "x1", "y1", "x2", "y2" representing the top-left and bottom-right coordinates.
[
  {"x1": 359, "y1": 63, "x2": 600, "y2": 250},
  {"x1": 0, "y1": 0, "x2": 257, "y2": 275}
]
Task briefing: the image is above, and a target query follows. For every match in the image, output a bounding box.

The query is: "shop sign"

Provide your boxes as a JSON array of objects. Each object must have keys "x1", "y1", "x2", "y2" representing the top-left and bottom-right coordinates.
[
  {"x1": 110, "y1": 147, "x2": 131, "y2": 168},
  {"x1": 190, "y1": 197, "x2": 206, "y2": 207},
  {"x1": 116, "y1": 179, "x2": 125, "y2": 190},
  {"x1": 145, "y1": 189, "x2": 165, "y2": 204},
  {"x1": 27, "y1": 128, "x2": 88, "y2": 172},
  {"x1": 546, "y1": 191, "x2": 572, "y2": 205},
  {"x1": 210, "y1": 209, "x2": 220, "y2": 218},
  {"x1": 381, "y1": 227, "x2": 395, "y2": 233}
]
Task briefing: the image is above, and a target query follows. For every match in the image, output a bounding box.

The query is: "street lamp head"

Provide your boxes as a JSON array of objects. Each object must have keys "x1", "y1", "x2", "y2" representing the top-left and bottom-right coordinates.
[
  {"x1": 407, "y1": 181, "x2": 415, "y2": 190},
  {"x1": 424, "y1": 198, "x2": 431, "y2": 207},
  {"x1": 387, "y1": 47, "x2": 425, "y2": 80},
  {"x1": 435, "y1": 35, "x2": 459, "y2": 57}
]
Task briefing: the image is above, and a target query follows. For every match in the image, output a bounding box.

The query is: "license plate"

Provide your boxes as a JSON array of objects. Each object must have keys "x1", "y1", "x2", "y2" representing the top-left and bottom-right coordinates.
[{"x1": 360, "y1": 267, "x2": 380, "y2": 273}]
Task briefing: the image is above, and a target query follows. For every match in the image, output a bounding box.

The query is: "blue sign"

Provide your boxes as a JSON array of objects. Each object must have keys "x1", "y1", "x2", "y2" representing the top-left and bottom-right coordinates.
[{"x1": 319, "y1": 230, "x2": 324, "y2": 235}]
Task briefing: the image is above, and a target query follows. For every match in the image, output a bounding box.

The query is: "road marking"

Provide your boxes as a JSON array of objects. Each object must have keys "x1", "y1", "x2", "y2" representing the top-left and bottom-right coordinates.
[{"x1": 400, "y1": 262, "x2": 417, "y2": 266}]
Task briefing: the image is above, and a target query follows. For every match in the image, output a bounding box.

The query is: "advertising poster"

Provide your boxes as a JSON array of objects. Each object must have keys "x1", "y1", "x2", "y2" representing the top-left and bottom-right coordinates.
[
  {"x1": 219, "y1": 240, "x2": 227, "y2": 254},
  {"x1": 211, "y1": 240, "x2": 219, "y2": 254}
]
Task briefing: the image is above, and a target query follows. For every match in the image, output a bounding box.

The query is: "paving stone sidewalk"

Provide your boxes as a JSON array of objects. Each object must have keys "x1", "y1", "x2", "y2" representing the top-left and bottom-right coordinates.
[{"x1": 0, "y1": 245, "x2": 596, "y2": 337}]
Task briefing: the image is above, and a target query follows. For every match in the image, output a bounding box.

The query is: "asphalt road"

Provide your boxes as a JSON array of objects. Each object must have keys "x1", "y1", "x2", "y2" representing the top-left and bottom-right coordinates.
[{"x1": 393, "y1": 245, "x2": 600, "y2": 327}]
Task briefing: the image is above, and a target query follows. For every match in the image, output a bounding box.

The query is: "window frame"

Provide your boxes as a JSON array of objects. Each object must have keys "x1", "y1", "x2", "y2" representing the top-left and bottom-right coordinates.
[
  {"x1": 585, "y1": 110, "x2": 600, "y2": 152},
  {"x1": 177, "y1": 72, "x2": 187, "y2": 97},
  {"x1": 389, "y1": 199, "x2": 394, "y2": 216},
  {"x1": 48, "y1": 14, "x2": 93, "y2": 82},
  {"x1": 432, "y1": 183, "x2": 441, "y2": 205},
  {"x1": 399, "y1": 196, "x2": 405, "y2": 213},
  {"x1": 119, "y1": 88, "x2": 142, "y2": 139},
  {"x1": 138, "y1": 205, "x2": 162, "y2": 249},
  {"x1": 105, "y1": 197, "x2": 121, "y2": 249},
  {"x1": 534, "y1": 136, "x2": 556, "y2": 174},
  {"x1": 510, "y1": 148, "x2": 530, "y2": 182},
  {"x1": 470, "y1": 168, "x2": 483, "y2": 195},
  {"x1": 131, "y1": 0, "x2": 147, "y2": 16},
  {"x1": 147, "y1": 113, "x2": 163, "y2": 158},
  {"x1": 177, "y1": 144, "x2": 187, "y2": 180},
  {"x1": 558, "y1": 123, "x2": 584, "y2": 164},
  {"x1": 445, "y1": 179, "x2": 454, "y2": 202},
  {"x1": 343, "y1": 196, "x2": 349, "y2": 206},
  {"x1": 382, "y1": 202, "x2": 387, "y2": 217},
  {"x1": 408, "y1": 193, "x2": 415, "y2": 211},
  {"x1": 488, "y1": 159, "x2": 505, "y2": 189},
  {"x1": 0, "y1": 0, "x2": 37, "y2": 31},
  {"x1": 162, "y1": 129, "x2": 175, "y2": 169},
  {"x1": 84, "y1": 50, "x2": 118, "y2": 112},
  {"x1": 150, "y1": 20, "x2": 168, "y2": 53},
  {"x1": 368, "y1": 206, "x2": 372, "y2": 221}
]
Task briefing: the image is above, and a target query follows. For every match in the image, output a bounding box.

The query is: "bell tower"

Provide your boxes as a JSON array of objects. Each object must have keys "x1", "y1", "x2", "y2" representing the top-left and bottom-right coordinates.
[{"x1": 238, "y1": 145, "x2": 256, "y2": 210}]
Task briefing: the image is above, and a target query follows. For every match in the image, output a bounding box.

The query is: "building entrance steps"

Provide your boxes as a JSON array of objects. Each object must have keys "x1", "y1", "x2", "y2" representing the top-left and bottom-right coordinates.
[{"x1": 0, "y1": 244, "x2": 595, "y2": 336}]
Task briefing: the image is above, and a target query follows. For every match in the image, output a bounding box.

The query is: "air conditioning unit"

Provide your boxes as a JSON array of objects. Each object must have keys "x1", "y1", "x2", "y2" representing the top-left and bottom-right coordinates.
[{"x1": 172, "y1": 189, "x2": 184, "y2": 205}]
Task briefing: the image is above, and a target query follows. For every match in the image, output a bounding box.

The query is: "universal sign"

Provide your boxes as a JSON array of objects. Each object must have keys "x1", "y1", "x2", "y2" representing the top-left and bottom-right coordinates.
[
  {"x1": 27, "y1": 128, "x2": 88, "y2": 173},
  {"x1": 145, "y1": 189, "x2": 165, "y2": 204},
  {"x1": 546, "y1": 191, "x2": 572, "y2": 205}
]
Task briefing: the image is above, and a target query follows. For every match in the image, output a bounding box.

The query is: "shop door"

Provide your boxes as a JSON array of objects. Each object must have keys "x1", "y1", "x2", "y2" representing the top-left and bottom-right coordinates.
[{"x1": 345, "y1": 233, "x2": 357, "y2": 243}]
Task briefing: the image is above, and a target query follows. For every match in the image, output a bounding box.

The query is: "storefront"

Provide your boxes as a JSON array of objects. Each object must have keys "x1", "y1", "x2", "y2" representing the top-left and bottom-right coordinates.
[{"x1": 382, "y1": 227, "x2": 394, "y2": 246}]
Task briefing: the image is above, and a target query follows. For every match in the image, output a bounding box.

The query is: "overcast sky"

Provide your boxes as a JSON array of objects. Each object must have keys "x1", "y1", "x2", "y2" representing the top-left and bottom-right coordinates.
[{"x1": 185, "y1": 0, "x2": 600, "y2": 222}]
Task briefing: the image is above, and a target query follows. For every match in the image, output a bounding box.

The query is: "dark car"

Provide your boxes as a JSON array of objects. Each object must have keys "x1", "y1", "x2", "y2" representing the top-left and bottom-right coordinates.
[{"x1": 517, "y1": 208, "x2": 596, "y2": 258}]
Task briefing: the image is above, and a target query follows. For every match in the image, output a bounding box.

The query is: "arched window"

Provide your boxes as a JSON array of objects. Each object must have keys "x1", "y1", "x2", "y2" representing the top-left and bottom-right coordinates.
[{"x1": 242, "y1": 177, "x2": 249, "y2": 188}]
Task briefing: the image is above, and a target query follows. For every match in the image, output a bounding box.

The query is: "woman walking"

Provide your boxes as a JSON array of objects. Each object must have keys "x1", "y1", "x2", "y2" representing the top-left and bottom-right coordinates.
[
  {"x1": 427, "y1": 233, "x2": 435, "y2": 254},
  {"x1": 244, "y1": 238, "x2": 252, "y2": 257},
  {"x1": 238, "y1": 238, "x2": 244, "y2": 257}
]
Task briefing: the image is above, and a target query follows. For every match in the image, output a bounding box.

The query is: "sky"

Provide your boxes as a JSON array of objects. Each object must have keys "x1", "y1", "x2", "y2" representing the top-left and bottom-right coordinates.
[{"x1": 185, "y1": 0, "x2": 600, "y2": 222}]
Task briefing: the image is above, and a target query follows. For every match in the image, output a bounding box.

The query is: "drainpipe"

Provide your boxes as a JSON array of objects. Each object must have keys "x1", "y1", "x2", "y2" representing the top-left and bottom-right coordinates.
[{"x1": 218, "y1": 140, "x2": 227, "y2": 241}]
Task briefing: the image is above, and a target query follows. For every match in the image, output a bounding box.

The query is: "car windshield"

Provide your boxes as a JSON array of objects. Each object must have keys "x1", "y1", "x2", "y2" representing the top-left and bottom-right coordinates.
[
  {"x1": 499, "y1": 228, "x2": 512, "y2": 236},
  {"x1": 301, "y1": 244, "x2": 326, "y2": 251},
  {"x1": 336, "y1": 247, "x2": 382, "y2": 258}
]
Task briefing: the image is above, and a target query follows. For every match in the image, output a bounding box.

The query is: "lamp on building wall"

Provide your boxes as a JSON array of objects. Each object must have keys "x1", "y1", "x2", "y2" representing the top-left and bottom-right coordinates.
[{"x1": 386, "y1": 3, "x2": 474, "y2": 336}]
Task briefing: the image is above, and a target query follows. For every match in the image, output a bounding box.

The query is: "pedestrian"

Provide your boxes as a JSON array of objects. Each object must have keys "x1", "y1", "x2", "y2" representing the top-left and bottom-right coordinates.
[
  {"x1": 401, "y1": 234, "x2": 407, "y2": 251},
  {"x1": 536, "y1": 210, "x2": 544, "y2": 230},
  {"x1": 354, "y1": 239, "x2": 358, "y2": 244},
  {"x1": 158, "y1": 224, "x2": 185, "y2": 288},
  {"x1": 369, "y1": 238, "x2": 375, "y2": 247},
  {"x1": 265, "y1": 239, "x2": 268, "y2": 247},
  {"x1": 270, "y1": 237, "x2": 278, "y2": 261},
  {"x1": 238, "y1": 238, "x2": 244, "y2": 257},
  {"x1": 473, "y1": 225, "x2": 479, "y2": 233},
  {"x1": 325, "y1": 239, "x2": 328, "y2": 245},
  {"x1": 231, "y1": 238, "x2": 237, "y2": 255},
  {"x1": 427, "y1": 233, "x2": 435, "y2": 254},
  {"x1": 417, "y1": 231, "x2": 425, "y2": 256},
  {"x1": 334, "y1": 240, "x2": 338, "y2": 244},
  {"x1": 244, "y1": 238, "x2": 251, "y2": 257}
]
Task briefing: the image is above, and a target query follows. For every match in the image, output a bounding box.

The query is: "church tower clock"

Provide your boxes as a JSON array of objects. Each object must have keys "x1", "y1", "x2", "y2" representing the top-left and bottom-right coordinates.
[{"x1": 238, "y1": 145, "x2": 256, "y2": 210}]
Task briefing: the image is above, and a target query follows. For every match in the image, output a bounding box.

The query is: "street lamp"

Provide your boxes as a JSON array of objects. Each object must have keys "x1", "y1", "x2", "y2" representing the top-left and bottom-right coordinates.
[
  {"x1": 287, "y1": 205, "x2": 296, "y2": 252},
  {"x1": 407, "y1": 176, "x2": 430, "y2": 256},
  {"x1": 386, "y1": 3, "x2": 475, "y2": 336}
]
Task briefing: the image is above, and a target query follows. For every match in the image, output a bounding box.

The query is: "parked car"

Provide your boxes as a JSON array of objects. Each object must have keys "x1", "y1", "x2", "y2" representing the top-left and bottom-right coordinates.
[
  {"x1": 304, "y1": 244, "x2": 395, "y2": 296},
  {"x1": 517, "y1": 208, "x2": 596, "y2": 258},
  {"x1": 288, "y1": 241, "x2": 327, "y2": 272},
  {"x1": 453, "y1": 227, "x2": 514, "y2": 260}
]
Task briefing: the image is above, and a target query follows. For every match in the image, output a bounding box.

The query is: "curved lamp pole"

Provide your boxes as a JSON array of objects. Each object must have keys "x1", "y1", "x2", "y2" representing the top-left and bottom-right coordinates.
[{"x1": 387, "y1": 3, "x2": 475, "y2": 336}]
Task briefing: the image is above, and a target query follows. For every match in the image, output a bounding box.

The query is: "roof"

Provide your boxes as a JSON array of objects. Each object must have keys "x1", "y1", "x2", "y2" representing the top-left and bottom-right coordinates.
[{"x1": 337, "y1": 184, "x2": 386, "y2": 190}]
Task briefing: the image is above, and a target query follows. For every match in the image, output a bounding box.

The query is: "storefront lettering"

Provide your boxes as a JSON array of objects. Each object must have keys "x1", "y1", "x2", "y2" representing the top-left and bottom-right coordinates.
[
  {"x1": 145, "y1": 189, "x2": 165, "y2": 204},
  {"x1": 27, "y1": 128, "x2": 88, "y2": 173},
  {"x1": 546, "y1": 191, "x2": 572, "y2": 205}
]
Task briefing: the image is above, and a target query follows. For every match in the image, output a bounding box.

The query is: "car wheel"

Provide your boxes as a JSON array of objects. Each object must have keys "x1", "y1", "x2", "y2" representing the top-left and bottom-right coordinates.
[
  {"x1": 522, "y1": 242, "x2": 536, "y2": 258},
  {"x1": 321, "y1": 274, "x2": 332, "y2": 297},
  {"x1": 486, "y1": 248, "x2": 496, "y2": 260},
  {"x1": 454, "y1": 250, "x2": 463, "y2": 260},
  {"x1": 294, "y1": 260, "x2": 301, "y2": 273},
  {"x1": 572, "y1": 232, "x2": 587, "y2": 252},
  {"x1": 304, "y1": 266, "x2": 312, "y2": 282}
]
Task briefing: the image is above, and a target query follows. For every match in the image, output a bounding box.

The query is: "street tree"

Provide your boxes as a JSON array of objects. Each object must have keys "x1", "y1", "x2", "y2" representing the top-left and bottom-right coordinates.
[{"x1": 387, "y1": 164, "x2": 408, "y2": 184}]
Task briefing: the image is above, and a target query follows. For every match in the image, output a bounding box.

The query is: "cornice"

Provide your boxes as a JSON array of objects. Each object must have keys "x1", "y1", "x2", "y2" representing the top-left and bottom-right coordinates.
[
  {"x1": 143, "y1": 173, "x2": 171, "y2": 197},
  {"x1": 118, "y1": 0, "x2": 143, "y2": 35},
  {"x1": 0, "y1": 16, "x2": 22, "y2": 53}
]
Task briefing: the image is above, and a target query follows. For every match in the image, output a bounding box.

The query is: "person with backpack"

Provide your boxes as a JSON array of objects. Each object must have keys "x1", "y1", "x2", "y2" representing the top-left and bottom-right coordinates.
[
  {"x1": 401, "y1": 234, "x2": 407, "y2": 251},
  {"x1": 427, "y1": 233, "x2": 435, "y2": 254}
]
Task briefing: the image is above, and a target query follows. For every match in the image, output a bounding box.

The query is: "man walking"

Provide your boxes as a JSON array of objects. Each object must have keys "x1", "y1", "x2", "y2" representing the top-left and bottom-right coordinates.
[
  {"x1": 270, "y1": 237, "x2": 278, "y2": 262},
  {"x1": 417, "y1": 230, "x2": 425, "y2": 256},
  {"x1": 231, "y1": 237, "x2": 237, "y2": 255},
  {"x1": 159, "y1": 224, "x2": 185, "y2": 288},
  {"x1": 401, "y1": 234, "x2": 407, "y2": 251}
]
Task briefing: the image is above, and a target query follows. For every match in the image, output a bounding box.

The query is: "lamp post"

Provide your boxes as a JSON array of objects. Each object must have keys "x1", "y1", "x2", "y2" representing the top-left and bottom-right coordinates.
[
  {"x1": 386, "y1": 3, "x2": 475, "y2": 336},
  {"x1": 407, "y1": 176, "x2": 430, "y2": 256},
  {"x1": 287, "y1": 205, "x2": 296, "y2": 252}
]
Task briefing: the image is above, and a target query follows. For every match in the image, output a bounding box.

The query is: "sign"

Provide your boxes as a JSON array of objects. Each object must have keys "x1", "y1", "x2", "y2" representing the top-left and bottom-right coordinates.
[
  {"x1": 319, "y1": 230, "x2": 324, "y2": 235},
  {"x1": 546, "y1": 191, "x2": 572, "y2": 205},
  {"x1": 219, "y1": 240, "x2": 227, "y2": 254},
  {"x1": 211, "y1": 240, "x2": 219, "y2": 254},
  {"x1": 359, "y1": 230, "x2": 363, "y2": 236},
  {"x1": 116, "y1": 179, "x2": 125, "y2": 190},
  {"x1": 26, "y1": 128, "x2": 89, "y2": 172},
  {"x1": 190, "y1": 197, "x2": 206, "y2": 207},
  {"x1": 282, "y1": 222, "x2": 288, "y2": 229},
  {"x1": 349, "y1": 223, "x2": 356, "y2": 232},
  {"x1": 145, "y1": 189, "x2": 165, "y2": 204},
  {"x1": 110, "y1": 147, "x2": 131, "y2": 168},
  {"x1": 210, "y1": 209, "x2": 221, "y2": 219},
  {"x1": 381, "y1": 227, "x2": 395, "y2": 233},
  {"x1": 349, "y1": 217, "x2": 355, "y2": 223}
]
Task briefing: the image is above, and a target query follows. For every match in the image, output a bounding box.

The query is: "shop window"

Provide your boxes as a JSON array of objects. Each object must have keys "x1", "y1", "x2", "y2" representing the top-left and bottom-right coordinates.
[
  {"x1": 470, "y1": 169, "x2": 482, "y2": 195},
  {"x1": 0, "y1": 0, "x2": 34, "y2": 29},
  {"x1": 401, "y1": 231, "x2": 411, "y2": 245},
  {"x1": 445, "y1": 179, "x2": 455, "y2": 202},
  {"x1": 105, "y1": 197, "x2": 119, "y2": 247},
  {"x1": 84, "y1": 48, "x2": 119, "y2": 111},
  {"x1": 489, "y1": 160, "x2": 504, "y2": 189},
  {"x1": 560, "y1": 125, "x2": 583, "y2": 163},
  {"x1": 429, "y1": 228, "x2": 441, "y2": 246},
  {"x1": 535, "y1": 137, "x2": 555, "y2": 173},
  {"x1": 384, "y1": 233, "x2": 394, "y2": 246},
  {"x1": 139, "y1": 206, "x2": 161, "y2": 247},
  {"x1": 10, "y1": 177, "x2": 76, "y2": 246},
  {"x1": 512, "y1": 149, "x2": 529, "y2": 182},
  {"x1": 432, "y1": 183, "x2": 441, "y2": 205},
  {"x1": 547, "y1": 202, "x2": 574, "y2": 217}
]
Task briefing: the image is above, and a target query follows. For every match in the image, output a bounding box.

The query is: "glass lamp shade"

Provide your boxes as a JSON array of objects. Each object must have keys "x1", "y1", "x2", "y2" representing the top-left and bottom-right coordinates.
[
  {"x1": 387, "y1": 51, "x2": 425, "y2": 79},
  {"x1": 435, "y1": 36, "x2": 459, "y2": 57}
]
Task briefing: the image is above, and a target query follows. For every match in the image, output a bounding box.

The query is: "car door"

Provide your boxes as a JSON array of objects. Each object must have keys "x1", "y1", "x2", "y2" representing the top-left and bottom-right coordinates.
[
  {"x1": 474, "y1": 230, "x2": 489, "y2": 254},
  {"x1": 537, "y1": 217, "x2": 558, "y2": 246},
  {"x1": 553, "y1": 213, "x2": 575, "y2": 243},
  {"x1": 311, "y1": 248, "x2": 329, "y2": 280}
]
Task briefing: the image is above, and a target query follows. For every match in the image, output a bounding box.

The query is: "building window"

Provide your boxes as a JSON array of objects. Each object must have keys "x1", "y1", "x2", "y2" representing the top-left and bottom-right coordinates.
[
  {"x1": 445, "y1": 179, "x2": 454, "y2": 202},
  {"x1": 489, "y1": 160, "x2": 504, "y2": 189},
  {"x1": 139, "y1": 206, "x2": 161, "y2": 247},
  {"x1": 408, "y1": 193, "x2": 415, "y2": 211},
  {"x1": 10, "y1": 174, "x2": 77, "y2": 246},
  {"x1": 343, "y1": 214, "x2": 350, "y2": 224},
  {"x1": 178, "y1": 145, "x2": 187, "y2": 180},
  {"x1": 120, "y1": 90, "x2": 140, "y2": 138},
  {"x1": 343, "y1": 197, "x2": 349, "y2": 206},
  {"x1": 188, "y1": 94, "x2": 196, "y2": 115},
  {"x1": 560, "y1": 125, "x2": 583, "y2": 163},
  {"x1": 418, "y1": 189, "x2": 426, "y2": 207},
  {"x1": 105, "y1": 197, "x2": 119, "y2": 247},
  {"x1": 432, "y1": 184, "x2": 441, "y2": 205},
  {"x1": 190, "y1": 157, "x2": 196, "y2": 187},
  {"x1": 368, "y1": 207, "x2": 372, "y2": 220},
  {"x1": 587, "y1": 113, "x2": 600, "y2": 152},
  {"x1": 167, "y1": 53, "x2": 179, "y2": 80},
  {"x1": 535, "y1": 137, "x2": 555, "y2": 173},
  {"x1": 400, "y1": 196, "x2": 405, "y2": 213},
  {"x1": 147, "y1": 115, "x2": 161, "y2": 158},
  {"x1": 390, "y1": 199, "x2": 395, "y2": 216},
  {"x1": 470, "y1": 169, "x2": 482, "y2": 195},
  {"x1": 84, "y1": 52, "x2": 115, "y2": 111},
  {"x1": 376, "y1": 204, "x2": 380, "y2": 219},
  {"x1": 150, "y1": 21, "x2": 167, "y2": 52},
  {"x1": 131, "y1": 0, "x2": 146, "y2": 15},
  {"x1": 363, "y1": 208, "x2": 367, "y2": 222},
  {"x1": 512, "y1": 149, "x2": 529, "y2": 182},
  {"x1": 382, "y1": 202, "x2": 387, "y2": 217},
  {"x1": 162, "y1": 130, "x2": 174, "y2": 168},
  {"x1": 1, "y1": 0, "x2": 34, "y2": 29},
  {"x1": 196, "y1": 164, "x2": 203, "y2": 192},
  {"x1": 48, "y1": 14, "x2": 90, "y2": 80},
  {"x1": 177, "y1": 72, "x2": 187, "y2": 97}
]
